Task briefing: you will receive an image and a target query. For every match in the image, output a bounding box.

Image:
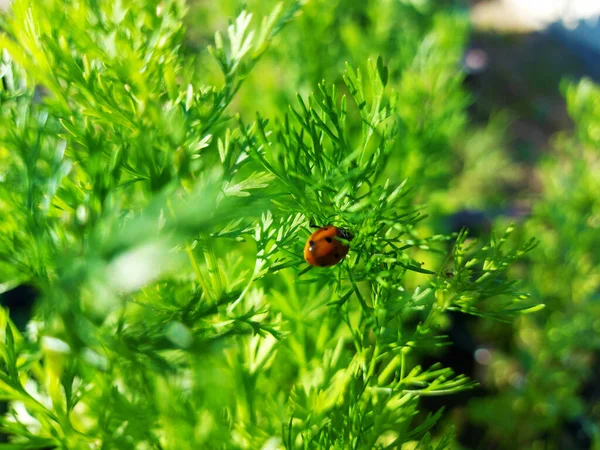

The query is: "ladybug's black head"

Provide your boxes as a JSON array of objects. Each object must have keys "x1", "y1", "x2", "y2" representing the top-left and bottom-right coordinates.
[{"x1": 337, "y1": 228, "x2": 354, "y2": 241}]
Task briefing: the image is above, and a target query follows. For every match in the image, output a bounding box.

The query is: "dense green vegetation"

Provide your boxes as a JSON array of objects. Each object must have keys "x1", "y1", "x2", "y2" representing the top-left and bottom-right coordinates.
[{"x1": 0, "y1": 0, "x2": 597, "y2": 449}]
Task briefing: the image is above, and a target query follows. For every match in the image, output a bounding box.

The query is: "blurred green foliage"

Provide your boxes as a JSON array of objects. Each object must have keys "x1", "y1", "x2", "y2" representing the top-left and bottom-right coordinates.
[
  {"x1": 467, "y1": 79, "x2": 600, "y2": 449},
  {"x1": 0, "y1": 0, "x2": 584, "y2": 449},
  {"x1": 187, "y1": 0, "x2": 519, "y2": 209}
]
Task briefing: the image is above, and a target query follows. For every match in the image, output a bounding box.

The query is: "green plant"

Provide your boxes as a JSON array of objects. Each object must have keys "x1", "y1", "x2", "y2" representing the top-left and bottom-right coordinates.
[
  {"x1": 0, "y1": 1, "x2": 539, "y2": 448},
  {"x1": 467, "y1": 78, "x2": 600, "y2": 449},
  {"x1": 187, "y1": 0, "x2": 525, "y2": 239}
]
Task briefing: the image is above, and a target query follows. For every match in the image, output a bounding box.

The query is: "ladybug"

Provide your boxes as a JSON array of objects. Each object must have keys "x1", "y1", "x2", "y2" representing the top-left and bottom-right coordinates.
[{"x1": 304, "y1": 226, "x2": 353, "y2": 267}]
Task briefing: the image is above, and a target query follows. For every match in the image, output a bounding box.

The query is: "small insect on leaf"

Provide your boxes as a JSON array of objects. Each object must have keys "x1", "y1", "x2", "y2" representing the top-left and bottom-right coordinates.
[{"x1": 303, "y1": 225, "x2": 352, "y2": 267}]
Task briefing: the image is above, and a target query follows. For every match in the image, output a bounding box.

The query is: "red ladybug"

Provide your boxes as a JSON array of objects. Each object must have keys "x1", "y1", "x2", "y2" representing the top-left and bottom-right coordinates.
[{"x1": 304, "y1": 226, "x2": 353, "y2": 267}]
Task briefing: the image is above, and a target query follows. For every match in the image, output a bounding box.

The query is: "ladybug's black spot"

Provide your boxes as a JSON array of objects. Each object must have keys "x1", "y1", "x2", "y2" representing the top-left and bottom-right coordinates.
[
  {"x1": 309, "y1": 240, "x2": 315, "y2": 246},
  {"x1": 335, "y1": 253, "x2": 340, "y2": 259},
  {"x1": 323, "y1": 227, "x2": 329, "y2": 230},
  {"x1": 325, "y1": 237, "x2": 333, "y2": 243}
]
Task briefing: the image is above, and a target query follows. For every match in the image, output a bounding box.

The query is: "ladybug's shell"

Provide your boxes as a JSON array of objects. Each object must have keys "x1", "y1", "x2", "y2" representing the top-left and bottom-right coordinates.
[{"x1": 304, "y1": 226, "x2": 351, "y2": 267}]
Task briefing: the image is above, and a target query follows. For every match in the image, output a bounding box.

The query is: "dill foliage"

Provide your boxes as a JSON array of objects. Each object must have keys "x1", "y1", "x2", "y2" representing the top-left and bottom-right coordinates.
[
  {"x1": 468, "y1": 79, "x2": 600, "y2": 448},
  {"x1": 0, "y1": 1, "x2": 539, "y2": 449}
]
